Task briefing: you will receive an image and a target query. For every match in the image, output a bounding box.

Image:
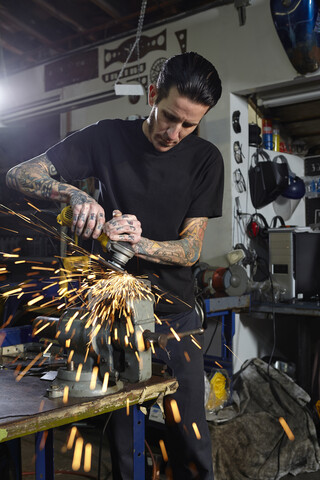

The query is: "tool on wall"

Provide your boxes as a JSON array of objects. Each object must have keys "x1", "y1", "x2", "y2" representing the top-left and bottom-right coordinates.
[{"x1": 234, "y1": 0, "x2": 251, "y2": 26}]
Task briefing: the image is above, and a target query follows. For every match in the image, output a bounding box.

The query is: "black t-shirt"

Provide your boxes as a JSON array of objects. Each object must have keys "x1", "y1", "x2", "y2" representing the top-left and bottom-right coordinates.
[{"x1": 47, "y1": 119, "x2": 224, "y2": 314}]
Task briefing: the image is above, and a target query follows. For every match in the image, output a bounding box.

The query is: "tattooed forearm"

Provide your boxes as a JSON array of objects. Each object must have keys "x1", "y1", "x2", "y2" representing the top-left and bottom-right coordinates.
[
  {"x1": 132, "y1": 217, "x2": 208, "y2": 266},
  {"x1": 69, "y1": 190, "x2": 95, "y2": 206},
  {"x1": 6, "y1": 153, "x2": 79, "y2": 202}
]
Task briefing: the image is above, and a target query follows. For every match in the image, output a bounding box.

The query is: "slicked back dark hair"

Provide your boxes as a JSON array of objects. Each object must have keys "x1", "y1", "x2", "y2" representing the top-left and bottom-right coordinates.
[{"x1": 155, "y1": 52, "x2": 222, "y2": 109}]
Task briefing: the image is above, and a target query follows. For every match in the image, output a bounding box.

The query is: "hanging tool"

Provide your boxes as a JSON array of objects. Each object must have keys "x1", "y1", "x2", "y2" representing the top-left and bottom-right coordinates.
[{"x1": 57, "y1": 205, "x2": 135, "y2": 271}]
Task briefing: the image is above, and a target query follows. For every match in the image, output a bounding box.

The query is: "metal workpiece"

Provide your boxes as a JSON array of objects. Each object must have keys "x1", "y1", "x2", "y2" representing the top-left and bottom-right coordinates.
[
  {"x1": 115, "y1": 296, "x2": 155, "y2": 383},
  {"x1": 34, "y1": 293, "x2": 156, "y2": 398}
]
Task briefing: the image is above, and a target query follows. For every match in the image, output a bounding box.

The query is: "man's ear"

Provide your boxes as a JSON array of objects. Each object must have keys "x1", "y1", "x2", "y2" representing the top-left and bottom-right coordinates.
[{"x1": 148, "y1": 84, "x2": 158, "y2": 107}]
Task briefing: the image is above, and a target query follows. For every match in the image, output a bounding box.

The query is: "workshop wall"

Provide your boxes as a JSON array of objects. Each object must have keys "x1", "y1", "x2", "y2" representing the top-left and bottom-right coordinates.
[{"x1": 2, "y1": 0, "x2": 319, "y2": 372}]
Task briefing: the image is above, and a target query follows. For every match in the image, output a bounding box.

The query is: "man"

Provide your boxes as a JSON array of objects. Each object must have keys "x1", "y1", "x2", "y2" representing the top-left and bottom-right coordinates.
[{"x1": 6, "y1": 52, "x2": 224, "y2": 479}]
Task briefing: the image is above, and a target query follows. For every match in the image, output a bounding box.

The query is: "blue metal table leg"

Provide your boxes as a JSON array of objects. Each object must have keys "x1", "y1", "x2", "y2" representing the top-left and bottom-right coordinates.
[
  {"x1": 221, "y1": 311, "x2": 235, "y2": 366},
  {"x1": 133, "y1": 405, "x2": 145, "y2": 480},
  {"x1": 7, "y1": 438, "x2": 22, "y2": 480},
  {"x1": 35, "y1": 430, "x2": 54, "y2": 480}
]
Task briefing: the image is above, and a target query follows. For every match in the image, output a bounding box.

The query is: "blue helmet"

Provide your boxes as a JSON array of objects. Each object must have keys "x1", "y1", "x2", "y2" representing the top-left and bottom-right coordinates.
[{"x1": 282, "y1": 175, "x2": 306, "y2": 199}]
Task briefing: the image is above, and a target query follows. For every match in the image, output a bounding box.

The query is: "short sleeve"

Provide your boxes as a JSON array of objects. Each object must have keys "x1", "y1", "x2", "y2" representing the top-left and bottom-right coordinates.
[
  {"x1": 46, "y1": 124, "x2": 98, "y2": 182},
  {"x1": 186, "y1": 145, "x2": 224, "y2": 219}
]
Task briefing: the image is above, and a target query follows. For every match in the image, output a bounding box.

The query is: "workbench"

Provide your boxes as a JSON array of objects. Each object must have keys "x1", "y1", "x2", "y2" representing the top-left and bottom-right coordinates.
[{"x1": 0, "y1": 368, "x2": 177, "y2": 480}]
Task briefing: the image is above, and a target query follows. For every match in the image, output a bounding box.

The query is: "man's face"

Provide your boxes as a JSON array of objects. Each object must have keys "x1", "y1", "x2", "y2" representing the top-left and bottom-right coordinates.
[{"x1": 143, "y1": 85, "x2": 209, "y2": 152}]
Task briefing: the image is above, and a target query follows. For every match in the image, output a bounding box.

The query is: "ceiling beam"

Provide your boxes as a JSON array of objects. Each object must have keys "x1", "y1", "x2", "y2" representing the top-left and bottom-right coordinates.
[
  {"x1": 53, "y1": 0, "x2": 184, "y2": 48},
  {"x1": 0, "y1": 36, "x2": 36, "y2": 63},
  {"x1": 0, "y1": 5, "x2": 64, "y2": 52},
  {"x1": 31, "y1": 0, "x2": 97, "y2": 41},
  {"x1": 88, "y1": 0, "x2": 122, "y2": 19}
]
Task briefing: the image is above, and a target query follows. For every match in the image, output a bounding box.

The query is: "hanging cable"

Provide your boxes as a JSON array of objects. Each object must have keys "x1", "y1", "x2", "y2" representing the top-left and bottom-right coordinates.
[{"x1": 114, "y1": 0, "x2": 148, "y2": 96}]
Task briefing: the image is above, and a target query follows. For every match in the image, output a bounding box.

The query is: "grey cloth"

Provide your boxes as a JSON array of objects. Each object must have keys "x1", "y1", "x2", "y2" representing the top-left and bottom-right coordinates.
[{"x1": 208, "y1": 358, "x2": 320, "y2": 480}]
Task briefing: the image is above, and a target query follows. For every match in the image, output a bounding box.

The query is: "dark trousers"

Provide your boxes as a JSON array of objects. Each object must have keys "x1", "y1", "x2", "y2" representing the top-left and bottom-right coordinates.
[{"x1": 107, "y1": 309, "x2": 214, "y2": 479}]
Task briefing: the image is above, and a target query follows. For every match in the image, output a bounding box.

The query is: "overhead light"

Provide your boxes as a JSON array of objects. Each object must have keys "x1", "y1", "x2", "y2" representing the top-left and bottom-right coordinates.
[
  {"x1": 259, "y1": 90, "x2": 320, "y2": 108},
  {"x1": 114, "y1": 84, "x2": 144, "y2": 96}
]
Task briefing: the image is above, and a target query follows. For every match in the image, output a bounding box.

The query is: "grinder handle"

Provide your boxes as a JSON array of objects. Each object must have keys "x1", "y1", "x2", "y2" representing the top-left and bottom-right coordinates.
[
  {"x1": 143, "y1": 328, "x2": 204, "y2": 350},
  {"x1": 57, "y1": 206, "x2": 110, "y2": 251}
]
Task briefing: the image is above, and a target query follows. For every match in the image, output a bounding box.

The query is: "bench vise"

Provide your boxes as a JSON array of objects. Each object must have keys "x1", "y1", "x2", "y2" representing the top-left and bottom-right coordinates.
[{"x1": 34, "y1": 293, "x2": 155, "y2": 398}]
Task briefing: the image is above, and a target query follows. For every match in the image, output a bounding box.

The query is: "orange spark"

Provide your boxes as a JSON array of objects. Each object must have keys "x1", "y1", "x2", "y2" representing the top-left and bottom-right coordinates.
[
  {"x1": 27, "y1": 295, "x2": 44, "y2": 306},
  {"x1": 27, "y1": 201, "x2": 41, "y2": 212},
  {"x1": 169, "y1": 399, "x2": 181, "y2": 423},
  {"x1": 16, "y1": 351, "x2": 43, "y2": 381},
  {"x1": 279, "y1": 417, "x2": 295, "y2": 441},
  {"x1": 67, "y1": 426, "x2": 77, "y2": 450},
  {"x1": 1, "y1": 314, "x2": 13, "y2": 329},
  {"x1": 191, "y1": 335, "x2": 201, "y2": 349},
  {"x1": 38, "y1": 400, "x2": 45, "y2": 412},
  {"x1": 84, "y1": 443, "x2": 92, "y2": 472},
  {"x1": 63, "y1": 385, "x2": 69, "y2": 404},
  {"x1": 159, "y1": 439, "x2": 168, "y2": 462},
  {"x1": 2, "y1": 287, "x2": 22, "y2": 296},
  {"x1": 39, "y1": 431, "x2": 48, "y2": 450},
  {"x1": 33, "y1": 322, "x2": 50, "y2": 336},
  {"x1": 43, "y1": 342, "x2": 53, "y2": 355},
  {"x1": 67, "y1": 350, "x2": 74, "y2": 363},
  {"x1": 170, "y1": 327, "x2": 180, "y2": 342},
  {"x1": 72, "y1": 437, "x2": 84, "y2": 471},
  {"x1": 223, "y1": 344, "x2": 243, "y2": 364},
  {"x1": 75, "y1": 363, "x2": 83, "y2": 382},
  {"x1": 90, "y1": 366, "x2": 99, "y2": 390},
  {"x1": 192, "y1": 422, "x2": 201, "y2": 440},
  {"x1": 102, "y1": 372, "x2": 109, "y2": 392}
]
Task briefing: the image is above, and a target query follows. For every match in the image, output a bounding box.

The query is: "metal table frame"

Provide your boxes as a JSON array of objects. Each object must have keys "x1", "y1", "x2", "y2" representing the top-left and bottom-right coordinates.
[{"x1": 0, "y1": 370, "x2": 177, "y2": 480}]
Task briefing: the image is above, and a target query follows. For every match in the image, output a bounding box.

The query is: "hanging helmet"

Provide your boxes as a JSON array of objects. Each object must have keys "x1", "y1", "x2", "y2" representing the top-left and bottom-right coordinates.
[{"x1": 282, "y1": 175, "x2": 306, "y2": 199}]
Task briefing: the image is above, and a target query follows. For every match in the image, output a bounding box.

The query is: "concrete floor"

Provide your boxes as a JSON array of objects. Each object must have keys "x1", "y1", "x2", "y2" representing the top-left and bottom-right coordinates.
[{"x1": 18, "y1": 417, "x2": 320, "y2": 480}]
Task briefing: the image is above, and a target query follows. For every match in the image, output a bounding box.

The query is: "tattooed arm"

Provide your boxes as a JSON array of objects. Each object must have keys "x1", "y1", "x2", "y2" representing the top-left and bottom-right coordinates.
[
  {"x1": 6, "y1": 154, "x2": 105, "y2": 239},
  {"x1": 105, "y1": 213, "x2": 208, "y2": 266}
]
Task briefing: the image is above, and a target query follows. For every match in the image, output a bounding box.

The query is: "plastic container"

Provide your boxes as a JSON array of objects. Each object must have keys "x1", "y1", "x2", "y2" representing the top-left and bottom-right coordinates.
[
  {"x1": 262, "y1": 118, "x2": 273, "y2": 150},
  {"x1": 273, "y1": 124, "x2": 280, "y2": 151}
]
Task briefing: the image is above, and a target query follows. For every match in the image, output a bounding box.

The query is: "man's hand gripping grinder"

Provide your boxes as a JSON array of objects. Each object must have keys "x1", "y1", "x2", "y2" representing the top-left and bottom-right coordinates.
[{"x1": 56, "y1": 205, "x2": 135, "y2": 272}]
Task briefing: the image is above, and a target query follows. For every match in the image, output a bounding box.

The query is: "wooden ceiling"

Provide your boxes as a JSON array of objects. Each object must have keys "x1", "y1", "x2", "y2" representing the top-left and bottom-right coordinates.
[{"x1": 0, "y1": 0, "x2": 233, "y2": 76}]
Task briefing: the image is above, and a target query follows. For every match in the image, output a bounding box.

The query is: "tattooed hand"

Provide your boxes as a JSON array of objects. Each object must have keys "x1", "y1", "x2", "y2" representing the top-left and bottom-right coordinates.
[
  {"x1": 104, "y1": 210, "x2": 142, "y2": 244},
  {"x1": 69, "y1": 192, "x2": 105, "y2": 239}
]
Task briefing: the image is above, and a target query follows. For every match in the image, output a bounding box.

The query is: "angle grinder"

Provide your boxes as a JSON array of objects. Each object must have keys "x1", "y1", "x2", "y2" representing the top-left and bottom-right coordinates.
[{"x1": 57, "y1": 205, "x2": 135, "y2": 271}]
